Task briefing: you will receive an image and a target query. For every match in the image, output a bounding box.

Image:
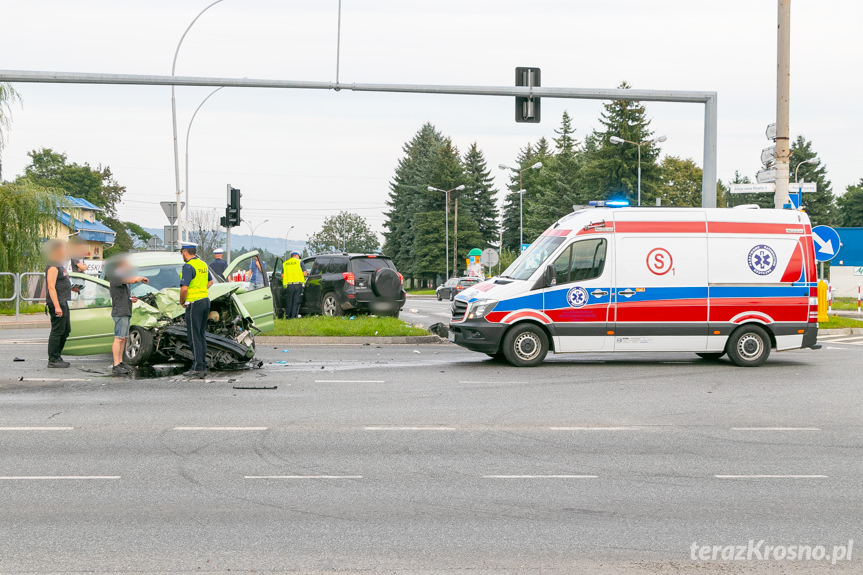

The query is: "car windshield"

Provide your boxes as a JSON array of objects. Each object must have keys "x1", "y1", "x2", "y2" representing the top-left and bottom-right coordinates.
[
  {"x1": 352, "y1": 257, "x2": 394, "y2": 272},
  {"x1": 133, "y1": 263, "x2": 224, "y2": 291},
  {"x1": 499, "y1": 236, "x2": 567, "y2": 280}
]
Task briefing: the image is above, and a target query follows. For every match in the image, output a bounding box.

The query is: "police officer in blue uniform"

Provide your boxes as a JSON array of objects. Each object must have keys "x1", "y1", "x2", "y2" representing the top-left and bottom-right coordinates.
[{"x1": 179, "y1": 242, "x2": 213, "y2": 378}]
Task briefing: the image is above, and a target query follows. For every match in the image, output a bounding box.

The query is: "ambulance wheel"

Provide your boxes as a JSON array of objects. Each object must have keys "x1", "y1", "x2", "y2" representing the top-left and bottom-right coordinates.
[
  {"x1": 502, "y1": 324, "x2": 548, "y2": 367},
  {"x1": 726, "y1": 325, "x2": 771, "y2": 367},
  {"x1": 696, "y1": 352, "x2": 725, "y2": 361}
]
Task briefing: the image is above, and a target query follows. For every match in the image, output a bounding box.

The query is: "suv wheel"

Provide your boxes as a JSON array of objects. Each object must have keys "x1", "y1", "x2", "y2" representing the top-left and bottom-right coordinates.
[
  {"x1": 321, "y1": 292, "x2": 343, "y2": 317},
  {"x1": 726, "y1": 324, "x2": 771, "y2": 367},
  {"x1": 437, "y1": 291, "x2": 442, "y2": 301},
  {"x1": 502, "y1": 323, "x2": 549, "y2": 367}
]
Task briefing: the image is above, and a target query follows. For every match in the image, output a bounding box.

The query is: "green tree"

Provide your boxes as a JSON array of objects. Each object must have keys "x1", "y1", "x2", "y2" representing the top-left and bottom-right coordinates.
[
  {"x1": 724, "y1": 170, "x2": 773, "y2": 208},
  {"x1": 0, "y1": 82, "x2": 21, "y2": 181},
  {"x1": 501, "y1": 139, "x2": 558, "y2": 250},
  {"x1": 461, "y1": 142, "x2": 499, "y2": 248},
  {"x1": 580, "y1": 82, "x2": 662, "y2": 205},
  {"x1": 307, "y1": 211, "x2": 380, "y2": 254},
  {"x1": 837, "y1": 179, "x2": 863, "y2": 227},
  {"x1": 658, "y1": 156, "x2": 702, "y2": 206},
  {"x1": 0, "y1": 180, "x2": 64, "y2": 277},
  {"x1": 790, "y1": 136, "x2": 834, "y2": 226}
]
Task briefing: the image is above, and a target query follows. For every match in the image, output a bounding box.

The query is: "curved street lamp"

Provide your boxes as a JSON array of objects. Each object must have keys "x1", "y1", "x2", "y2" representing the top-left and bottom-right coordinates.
[{"x1": 428, "y1": 184, "x2": 465, "y2": 279}]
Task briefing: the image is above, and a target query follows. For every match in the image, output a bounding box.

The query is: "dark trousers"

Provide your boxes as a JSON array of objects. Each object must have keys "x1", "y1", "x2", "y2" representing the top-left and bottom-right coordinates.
[
  {"x1": 185, "y1": 298, "x2": 210, "y2": 371},
  {"x1": 47, "y1": 301, "x2": 71, "y2": 362},
  {"x1": 284, "y1": 284, "x2": 303, "y2": 319}
]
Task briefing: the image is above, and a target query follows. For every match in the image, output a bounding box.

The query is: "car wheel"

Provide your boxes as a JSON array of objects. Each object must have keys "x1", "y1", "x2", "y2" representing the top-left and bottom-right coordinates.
[
  {"x1": 726, "y1": 325, "x2": 771, "y2": 367},
  {"x1": 450, "y1": 292, "x2": 455, "y2": 302},
  {"x1": 124, "y1": 326, "x2": 155, "y2": 366},
  {"x1": 696, "y1": 352, "x2": 725, "y2": 361},
  {"x1": 437, "y1": 292, "x2": 442, "y2": 301},
  {"x1": 502, "y1": 323, "x2": 549, "y2": 367},
  {"x1": 321, "y1": 292, "x2": 343, "y2": 317},
  {"x1": 485, "y1": 352, "x2": 506, "y2": 361}
]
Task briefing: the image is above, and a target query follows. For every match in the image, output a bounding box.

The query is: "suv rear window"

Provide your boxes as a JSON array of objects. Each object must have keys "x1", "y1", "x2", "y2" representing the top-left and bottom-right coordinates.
[{"x1": 351, "y1": 257, "x2": 395, "y2": 273}]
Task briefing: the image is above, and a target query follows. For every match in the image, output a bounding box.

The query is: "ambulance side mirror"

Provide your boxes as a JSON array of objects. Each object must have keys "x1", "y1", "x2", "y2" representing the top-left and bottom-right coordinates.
[{"x1": 544, "y1": 264, "x2": 557, "y2": 288}]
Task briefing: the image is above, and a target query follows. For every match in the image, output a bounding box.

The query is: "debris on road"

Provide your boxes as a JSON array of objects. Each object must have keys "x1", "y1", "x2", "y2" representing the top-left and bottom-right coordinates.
[{"x1": 13, "y1": 357, "x2": 24, "y2": 362}]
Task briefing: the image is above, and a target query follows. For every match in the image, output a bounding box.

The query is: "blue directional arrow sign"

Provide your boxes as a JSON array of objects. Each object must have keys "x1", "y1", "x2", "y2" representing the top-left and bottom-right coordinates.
[{"x1": 811, "y1": 225, "x2": 841, "y2": 262}]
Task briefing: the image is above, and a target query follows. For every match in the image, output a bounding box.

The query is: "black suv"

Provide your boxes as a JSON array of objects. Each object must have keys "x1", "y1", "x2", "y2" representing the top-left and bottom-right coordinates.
[{"x1": 299, "y1": 253, "x2": 406, "y2": 318}]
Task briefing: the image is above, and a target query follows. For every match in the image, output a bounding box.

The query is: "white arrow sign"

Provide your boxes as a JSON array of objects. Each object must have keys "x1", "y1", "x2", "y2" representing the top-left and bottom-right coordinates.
[
  {"x1": 760, "y1": 146, "x2": 775, "y2": 166},
  {"x1": 766, "y1": 123, "x2": 776, "y2": 140},
  {"x1": 813, "y1": 233, "x2": 834, "y2": 256}
]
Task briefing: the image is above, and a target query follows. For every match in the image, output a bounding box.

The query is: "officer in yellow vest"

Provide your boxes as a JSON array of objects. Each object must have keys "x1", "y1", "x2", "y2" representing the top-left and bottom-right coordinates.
[
  {"x1": 179, "y1": 242, "x2": 213, "y2": 377},
  {"x1": 282, "y1": 251, "x2": 308, "y2": 319}
]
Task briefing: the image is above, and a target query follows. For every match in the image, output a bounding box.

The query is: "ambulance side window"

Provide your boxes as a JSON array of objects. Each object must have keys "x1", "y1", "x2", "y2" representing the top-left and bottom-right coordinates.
[{"x1": 554, "y1": 239, "x2": 607, "y2": 285}]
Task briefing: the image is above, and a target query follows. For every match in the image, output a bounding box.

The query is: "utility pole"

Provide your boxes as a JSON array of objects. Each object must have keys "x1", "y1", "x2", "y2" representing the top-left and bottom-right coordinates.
[{"x1": 774, "y1": 0, "x2": 791, "y2": 209}]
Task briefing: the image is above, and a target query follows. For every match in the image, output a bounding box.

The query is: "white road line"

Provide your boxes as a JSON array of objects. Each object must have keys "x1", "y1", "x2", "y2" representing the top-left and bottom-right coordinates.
[
  {"x1": 0, "y1": 426, "x2": 73, "y2": 431},
  {"x1": 715, "y1": 475, "x2": 828, "y2": 479},
  {"x1": 550, "y1": 426, "x2": 641, "y2": 431},
  {"x1": 364, "y1": 426, "x2": 456, "y2": 431},
  {"x1": 245, "y1": 475, "x2": 362, "y2": 479},
  {"x1": 314, "y1": 380, "x2": 385, "y2": 383},
  {"x1": 484, "y1": 474, "x2": 598, "y2": 479},
  {"x1": 824, "y1": 337, "x2": 863, "y2": 344},
  {"x1": 732, "y1": 427, "x2": 821, "y2": 431},
  {"x1": 458, "y1": 381, "x2": 528, "y2": 384},
  {"x1": 173, "y1": 426, "x2": 268, "y2": 431},
  {"x1": 0, "y1": 476, "x2": 120, "y2": 480}
]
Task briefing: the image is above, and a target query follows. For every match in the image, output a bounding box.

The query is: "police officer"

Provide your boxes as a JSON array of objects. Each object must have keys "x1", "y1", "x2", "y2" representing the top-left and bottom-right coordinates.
[
  {"x1": 282, "y1": 251, "x2": 308, "y2": 319},
  {"x1": 209, "y1": 248, "x2": 228, "y2": 277},
  {"x1": 179, "y1": 242, "x2": 213, "y2": 378}
]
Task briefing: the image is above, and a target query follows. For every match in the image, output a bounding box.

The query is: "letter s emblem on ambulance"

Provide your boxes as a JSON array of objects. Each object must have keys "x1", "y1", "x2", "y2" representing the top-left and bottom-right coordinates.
[
  {"x1": 748, "y1": 245, "x2": 777, "y2": 276},
  {"x1": 566, "y1": 286, "x2": 589, "y2": 308}
]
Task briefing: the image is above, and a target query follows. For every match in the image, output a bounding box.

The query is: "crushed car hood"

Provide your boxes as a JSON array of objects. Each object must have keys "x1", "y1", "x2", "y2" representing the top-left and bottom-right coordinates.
[{"x1": 132, "y1": 283, "x2": 245, "y2": 328}]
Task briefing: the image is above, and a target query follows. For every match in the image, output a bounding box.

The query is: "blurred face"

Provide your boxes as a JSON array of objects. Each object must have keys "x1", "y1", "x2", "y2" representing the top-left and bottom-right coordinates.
[
  {"x1": 69, "y1": 241, "x2": 88, "y2": 260},
  {"x1": 50, "y1": 242, "x2": 68, "y2": 263}
]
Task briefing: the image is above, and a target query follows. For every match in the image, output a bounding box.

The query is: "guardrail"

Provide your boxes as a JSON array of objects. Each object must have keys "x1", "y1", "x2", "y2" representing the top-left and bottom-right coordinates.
[{"x1": 0, "y1": 272, "x2": 46, "y2": 318}]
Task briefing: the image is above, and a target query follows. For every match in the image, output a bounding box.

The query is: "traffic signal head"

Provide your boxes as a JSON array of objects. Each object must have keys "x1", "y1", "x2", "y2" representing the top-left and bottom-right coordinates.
[{"x1": 224, "y1": 184, "x2": 242, "y2": 227}]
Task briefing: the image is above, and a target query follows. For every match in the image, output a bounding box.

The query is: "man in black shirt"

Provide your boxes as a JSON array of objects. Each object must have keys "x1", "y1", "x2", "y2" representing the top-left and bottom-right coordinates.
[
  {"x1": 108, "y1": 255, "x2": 148, "y2": 375},
  {"x1": 44, "y1": 240, "x2": 73, "y2": 368}
]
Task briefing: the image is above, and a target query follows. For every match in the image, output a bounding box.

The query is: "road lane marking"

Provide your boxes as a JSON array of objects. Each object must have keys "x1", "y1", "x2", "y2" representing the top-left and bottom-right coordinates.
[
  {"x1": 715, "y1": 475, "x2": 828, "y2": 479},
  {"x1": 314, "y1": 380, "x2": 385, "y2": 383},
  {"x1": 0, "y1": 426, "x2": 74, "y2": 431},
  {"x1": 550, "y1": 426, "x2": 641, "y2": 431},
  {"x1": 245, "y1": 475, "x2": 362, "y2": 479},
  {"x1": 0, "y1": 476, "x2": 120, "y2": 480},
  {"x1": 173, "y1": 426, "x2": 268, "y2": 431},
  {"x1": 732, "y1": 427, "x2": 821, "y2": 431},
  {"x1": 458, "y1": 381, "x2": 528, "y2": 384},
  {"x1": 484, "y1": 475, "x2": 598, "y2": 479},
  {"x1": 364, "y1": 426, "x2": 456, "y2": 431}
]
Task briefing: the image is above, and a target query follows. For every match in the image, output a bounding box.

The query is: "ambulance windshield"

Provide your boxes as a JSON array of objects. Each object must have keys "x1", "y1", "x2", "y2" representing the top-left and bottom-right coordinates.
[{"x1": 499, "y1": 235, "x2": 567, "y2": 280}]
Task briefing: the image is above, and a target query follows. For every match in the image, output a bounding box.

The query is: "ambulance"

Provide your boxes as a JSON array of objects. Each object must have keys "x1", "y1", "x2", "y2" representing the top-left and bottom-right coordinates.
[{"x1": 449, "y1": 206, "x2": 820, "y2": 367}]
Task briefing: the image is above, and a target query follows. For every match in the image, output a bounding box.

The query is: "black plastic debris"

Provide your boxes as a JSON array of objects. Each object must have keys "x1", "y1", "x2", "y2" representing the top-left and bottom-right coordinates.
[{"x1": 13, "y1": 357, "x2": 25, "y2": 362}]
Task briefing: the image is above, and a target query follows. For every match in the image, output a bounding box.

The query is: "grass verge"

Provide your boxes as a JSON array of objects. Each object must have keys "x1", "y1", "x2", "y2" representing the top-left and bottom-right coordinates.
[
  {"x1": 407, "y1": 289, "x2": 436, "y2": 295},
  {"x1": 0, "y1": 304, "x2": 45, "y2": 316},
  {"x1": 271, "y1": 315, "x2": 428, "y2": 337},
  {"x1": 820, "y1": 315, "x2": 863, "y2": 329},
  {"x1": 830, "y1": 298, "x2": 860, "y2": 311}
]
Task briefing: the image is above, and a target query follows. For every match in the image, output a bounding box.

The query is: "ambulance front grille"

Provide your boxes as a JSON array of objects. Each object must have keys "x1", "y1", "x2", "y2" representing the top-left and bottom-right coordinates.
[{"x1": 451, "y1": 299, "x2": 468, "y2": 321}]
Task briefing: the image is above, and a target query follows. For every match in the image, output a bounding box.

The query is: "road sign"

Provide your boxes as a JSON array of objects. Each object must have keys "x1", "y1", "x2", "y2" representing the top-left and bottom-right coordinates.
[
  {"x1": 515, "y1": 67, "x2": 541, "y2": 123},
  {"x1": 521, "y1": 244, "x2": 530, "y2": 252},
  {"x1": 765, "y1": 123, "x2": 776, "y2": 140},
  {"x1": 729, "y1": 183, "x2": 775, "y2": 194},
  {"x1": 790, "y1": 182, "x2": 817, "y2": 193},
  {"x1": 756, "y1": 169, "x2": 776, "y2": 184},
  {"x1": 480, "y1": 248, "x2": 500, "y2": 268},
  {"x1": 163, "y1": 225, "x2": 178, "y2": 249},
  {"x1": 811, "y1": 225, "x2": 841, "y2": 262},
  {"x1": 160, "y1": 201, "x2": 184, "y2": 224},
  {"x1": 760, "y1": 146, "x2": 775, "y2": 166},
  {"x1": 147, "y1": 236, "x2": 164, "y2": 250}
]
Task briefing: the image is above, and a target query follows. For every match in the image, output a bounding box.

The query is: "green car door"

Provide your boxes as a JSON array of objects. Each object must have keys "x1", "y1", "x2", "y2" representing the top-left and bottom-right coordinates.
[
  {"x1": 64, "y1": 274, "x2": 115, "y2": 356},
  {"x1": 223, "y1": 251, "x2": 275, "y2": 333}
]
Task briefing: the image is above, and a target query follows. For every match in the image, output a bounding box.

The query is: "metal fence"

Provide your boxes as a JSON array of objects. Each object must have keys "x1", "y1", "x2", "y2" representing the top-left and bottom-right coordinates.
[{"x1": 0, "y1": 273, "x2": 46, "y2": 317}]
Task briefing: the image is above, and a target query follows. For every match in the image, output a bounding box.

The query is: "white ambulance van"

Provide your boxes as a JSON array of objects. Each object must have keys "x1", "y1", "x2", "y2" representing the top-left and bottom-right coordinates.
[{"x1": 449, "y1": 206, "x2": 819, "y2": 367}]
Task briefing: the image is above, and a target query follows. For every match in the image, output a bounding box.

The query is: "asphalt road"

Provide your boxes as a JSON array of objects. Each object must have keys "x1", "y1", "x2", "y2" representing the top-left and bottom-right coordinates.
[{"x1": 1, "y1": 311, "x2": 862, "y2": 574}]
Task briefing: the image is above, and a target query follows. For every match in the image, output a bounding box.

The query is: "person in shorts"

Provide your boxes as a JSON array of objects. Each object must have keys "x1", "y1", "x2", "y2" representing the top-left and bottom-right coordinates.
[{"x1": 108, "y1": 255, "x2": 149, "y2": 375}]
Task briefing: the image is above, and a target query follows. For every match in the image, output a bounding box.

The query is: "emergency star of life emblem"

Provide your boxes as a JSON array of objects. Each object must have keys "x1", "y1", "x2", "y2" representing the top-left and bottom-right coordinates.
[
  {"x1": 748, "y1": 244, "x2": 777, "y2": 275},
  {"x1": 566, "y1": 286, "x2": 589, "y2": 308}
]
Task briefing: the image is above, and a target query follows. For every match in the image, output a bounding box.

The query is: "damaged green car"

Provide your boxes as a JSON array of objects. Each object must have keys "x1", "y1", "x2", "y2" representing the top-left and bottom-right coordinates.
[{"x1": 62, "y1": 251, "x2": 275, "y2": 369}]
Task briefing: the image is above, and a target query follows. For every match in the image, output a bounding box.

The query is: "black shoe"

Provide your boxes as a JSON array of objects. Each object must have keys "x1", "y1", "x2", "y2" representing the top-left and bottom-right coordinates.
[
  {"x1": 182, "y1": 370, "x2": 207, "y2": 379},
  {"x1": 112, "y1": 364, "x2": 132, "y2": 375},
  {"x1": 47, "y1": 360, "x2": 70, "y2": 368}
]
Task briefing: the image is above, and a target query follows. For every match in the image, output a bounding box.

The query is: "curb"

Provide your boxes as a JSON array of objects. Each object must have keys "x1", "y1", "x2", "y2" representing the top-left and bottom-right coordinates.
[
  {"x1": 257, "y1": 335, "x2": 444, "y2": 345},
  {"x1": 820, "y1": 328, "x2": 863, "y2": 335},
  {"x1": 0, "y1": 321, "x2": 49, "y2": 330}
]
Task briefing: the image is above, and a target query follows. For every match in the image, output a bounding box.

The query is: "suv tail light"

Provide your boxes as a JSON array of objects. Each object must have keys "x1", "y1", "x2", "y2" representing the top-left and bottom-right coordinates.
[
  {"x1": 343, "y1": 272, "x2": 355, "y2": 286},
  {"x1": 397, "y1": 272, "x2": 403, "y2": 284}
]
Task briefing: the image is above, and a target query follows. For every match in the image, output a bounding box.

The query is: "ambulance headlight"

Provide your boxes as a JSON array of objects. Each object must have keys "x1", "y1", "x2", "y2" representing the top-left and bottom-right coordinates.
[{"x1": 467, "y1": 300, "x2": 497, "y2": 320}]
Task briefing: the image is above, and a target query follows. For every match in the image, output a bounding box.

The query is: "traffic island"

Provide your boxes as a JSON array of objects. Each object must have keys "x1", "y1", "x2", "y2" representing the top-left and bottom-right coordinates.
[{"x1": 264, "y1": 315, "x2": 441, "y2": 344}]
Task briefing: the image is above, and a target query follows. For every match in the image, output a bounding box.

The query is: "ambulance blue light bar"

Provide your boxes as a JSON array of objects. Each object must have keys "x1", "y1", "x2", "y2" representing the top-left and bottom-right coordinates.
[{"x1": 588, "y1": 200, "x2": 630, "y2": 207}]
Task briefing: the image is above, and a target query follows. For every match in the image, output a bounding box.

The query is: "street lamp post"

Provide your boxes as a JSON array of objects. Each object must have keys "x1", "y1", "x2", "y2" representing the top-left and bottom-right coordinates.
[
  {"x1": 609, "y1": 135, "x2": 666, "y2": 207},
  {"x1": 171, "y1": 0, "x2": 226, "y2": 244},
  {"x1": 499, "y1": 162, "x2": 542, "y2": 247},
  {"x1": 184, "y1": 86, "x2": 224, "y2": 234},
  {"x1": 795, "y1": 157, "x2": 818, "y2": 183},
  {"x1": 428, "y1": 184, "x2": 465, "y2": 280},
  {"x1": 283, "y1": 225, "x2": 295, "y2": 256},
  {"x1": 244, "y1": 219, "x2": 269, "y2": 251}
]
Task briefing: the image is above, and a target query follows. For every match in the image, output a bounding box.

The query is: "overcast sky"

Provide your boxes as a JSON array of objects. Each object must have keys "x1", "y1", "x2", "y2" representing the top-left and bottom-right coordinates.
[{"x1": 2, "y1": 0, "x2": 861, "y2": 243}]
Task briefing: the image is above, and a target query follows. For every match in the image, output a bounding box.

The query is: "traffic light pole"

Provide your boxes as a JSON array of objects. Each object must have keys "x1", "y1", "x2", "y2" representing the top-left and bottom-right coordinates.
[{"x1": 0, "y1": 69, "x2": 719, "y2": 207}]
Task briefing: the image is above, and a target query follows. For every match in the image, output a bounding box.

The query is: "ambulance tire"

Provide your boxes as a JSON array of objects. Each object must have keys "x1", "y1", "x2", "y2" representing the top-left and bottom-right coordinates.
[
  {"x1": 502, "y1": 323, "x2": 549, "y2": 367},
  {"x1": 696, "y1": 352, "x2": 725, "y2": 361},
  {"x1": 726, "y1": 324, "x2": 771, "y2": 367}
]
